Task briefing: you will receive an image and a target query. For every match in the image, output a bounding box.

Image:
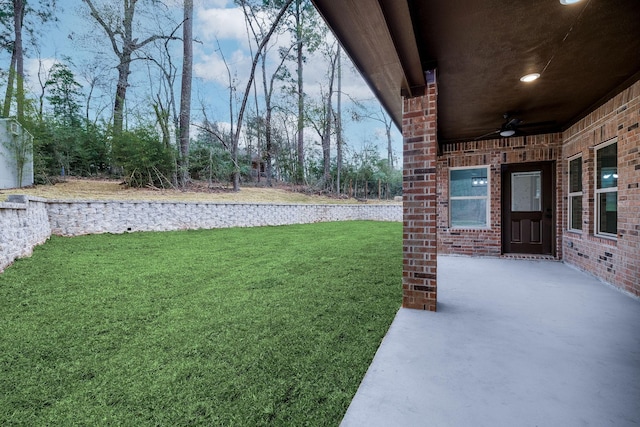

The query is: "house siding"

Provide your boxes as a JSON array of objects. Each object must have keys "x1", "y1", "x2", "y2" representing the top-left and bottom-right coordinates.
[
  {"x1": 562, "y1": 80, "x2": 640, "y2": 297},
  {"x1": 433, "y1": 79, "x2": 639, "y2": 298},
  {"x1": 437, "y1": 134, "x2": 564, "y2": 258}
]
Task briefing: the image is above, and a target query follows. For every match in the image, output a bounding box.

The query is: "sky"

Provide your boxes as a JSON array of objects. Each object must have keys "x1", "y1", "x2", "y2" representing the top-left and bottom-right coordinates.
[{"x1": 6, "y1": 0, "x2": 403, "y2": 166}]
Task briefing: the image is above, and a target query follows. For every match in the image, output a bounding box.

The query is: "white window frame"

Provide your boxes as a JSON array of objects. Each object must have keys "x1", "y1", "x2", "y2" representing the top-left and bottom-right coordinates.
[
  {"x1": 568, "y1": 154, "x2": 583, "y2": 231},
  {"x1": 449, "y1": 165, "x2": 491, "y2": 229},
  {"x1": 594, "y1": 139, "x2": 618, "y2": 239}
]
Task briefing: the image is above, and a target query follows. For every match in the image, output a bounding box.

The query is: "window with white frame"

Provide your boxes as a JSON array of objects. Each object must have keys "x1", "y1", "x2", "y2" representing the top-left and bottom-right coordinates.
[
  {"x1": 595, "y1": 139, "x2": 617, "y2": 237},
  {"x1": 449, "y1": 166, "x2": 490, "y2": 228},
  {"x1": 568, "y1": 155, "x2": 582, "y2": 231}
]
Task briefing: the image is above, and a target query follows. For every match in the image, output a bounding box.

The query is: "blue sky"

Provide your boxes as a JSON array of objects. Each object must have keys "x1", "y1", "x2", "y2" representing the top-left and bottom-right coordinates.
[{"x1": 8, "y1": 0, "x2": 402, "y2": 166}]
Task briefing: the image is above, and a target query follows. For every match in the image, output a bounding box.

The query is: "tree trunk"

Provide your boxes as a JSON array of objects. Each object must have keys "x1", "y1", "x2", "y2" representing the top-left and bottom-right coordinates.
[
  {"x1": 262, "y1": 54, "x2": 273, "y2": 187},
  {"x1": 13, "y1": 0, "x2": 25, "y2": 122},
  {"x1": 336, "y1": 45, "x2": 342, "y2": 194},
  {"x1": 295, "y1": 0, "x2": 305, "y2": 184},
  {"x1": 113, "y1": 55, "x2": 131, "y2": 134},
  {"x1": 2, "y1": 48, "x2": 17, "y2": 117},
  {"x1": 322, "y1": 46, "x2": 338, "y2": 189},
  {"x1": 265, "y1": 109, "x2": 273, "y2": 186},
  {"x1": 179, "y1": 0, "x2": 193, "y2": 187},
  {"x1": 387, "y1": 123, "x2": 393, "y2": 169}
]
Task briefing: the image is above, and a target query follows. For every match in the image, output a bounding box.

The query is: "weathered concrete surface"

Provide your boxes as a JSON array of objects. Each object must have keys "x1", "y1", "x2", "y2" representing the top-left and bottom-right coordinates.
[{"x1": 342, "y1": 256, "x2": 640, "y2": 427}]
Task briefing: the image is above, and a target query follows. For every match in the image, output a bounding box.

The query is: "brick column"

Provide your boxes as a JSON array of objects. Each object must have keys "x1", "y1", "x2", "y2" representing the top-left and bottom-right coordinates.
[{"x1": 402, "y1": 78, "x2": 438, "y2": 311}]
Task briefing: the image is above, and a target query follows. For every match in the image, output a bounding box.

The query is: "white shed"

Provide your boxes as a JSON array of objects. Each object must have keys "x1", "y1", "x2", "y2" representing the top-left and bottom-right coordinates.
[{"x1": 0, "y1": 118, "x2": 34, "y2": 189}]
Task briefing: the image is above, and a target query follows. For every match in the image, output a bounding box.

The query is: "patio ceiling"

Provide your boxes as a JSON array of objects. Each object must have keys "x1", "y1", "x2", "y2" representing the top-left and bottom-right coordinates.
[{"x1": 311, "y1": 0, "x2": 640, "y2": 144}]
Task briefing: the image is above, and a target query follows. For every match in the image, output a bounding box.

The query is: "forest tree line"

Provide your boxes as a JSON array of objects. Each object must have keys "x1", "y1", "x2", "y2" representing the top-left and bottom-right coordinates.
[{"x1": 0, "y1": 0, "x2": 401, "y2": 199}]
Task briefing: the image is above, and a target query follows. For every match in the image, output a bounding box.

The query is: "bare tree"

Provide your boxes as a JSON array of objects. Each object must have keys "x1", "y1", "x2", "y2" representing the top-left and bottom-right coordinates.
[
  {"x1": 306, "y1": 45, "x2": 338, "y2": 190},
  {"x1": 261, "y1": 44, "x2": 291, "y2": 187},
  {"x1": 2, "y1": 1, "x2": 57, "y2": 120},
  {"x1": 178, "y1": 0, "x2": 193, "y2": 187},
  {"x1": 74, "y1": 58, "x2": 112, "y2": 124},
  {"x1": 223, "y1": 0, "x2": 293, "y2": 191},
  {"x1": 353, "y1": 103, "x2": 395, "y2": 170},
  {"x1": 336, "y1": 44, "x2": 343, "y2": 194},
  {"x1": 321, "y1": 42, "x2": 339, "y2": 188},
  {"x1": 34, "y1": 51, "x2": 53, "y2": 121},
  {"x1": 3, "y1": 0, "x2": 24, "y2": 120},
  {"x1": 142, "y1": 25, "x2": 182, "y2": 185},
  {"x1": 12, "y1": 0, "x2": 23, "y2": 121},
  {"x1": 242, "y1": 3, "x2": 293, "y2": 187},
  {"x1": 269, "y1": 0, "x2": 321, "y2": 184},
  {"x1": 81, "y1": 0, "x2": 179, "y2": 134},
  {"x1": 294, "y1": 0, "x2": 304, "y2": 184}
]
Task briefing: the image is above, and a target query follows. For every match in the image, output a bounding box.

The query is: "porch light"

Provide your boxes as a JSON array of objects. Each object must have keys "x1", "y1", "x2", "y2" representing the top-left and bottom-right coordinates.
[
  {"x1": 560, "y1": 0, "x2": 582, "y2": 4},
  {"x1": 520, "y1": 73, "x2": 540, "y2": 82},
  {"x1": 500, "y1": 129, "x2": 516, "y2": 137}
]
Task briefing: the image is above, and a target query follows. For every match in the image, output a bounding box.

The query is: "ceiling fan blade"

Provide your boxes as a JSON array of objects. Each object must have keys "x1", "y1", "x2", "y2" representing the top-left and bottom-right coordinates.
[
  {"x1": 474, "y1": 129, "x2": 499, "y2": 140},
  {"x1": 504, "y1": 117, "x2": 522, "y2": 128},
  {"x1": 517, "y1": 120, "x2": 557, "y2": 128}
]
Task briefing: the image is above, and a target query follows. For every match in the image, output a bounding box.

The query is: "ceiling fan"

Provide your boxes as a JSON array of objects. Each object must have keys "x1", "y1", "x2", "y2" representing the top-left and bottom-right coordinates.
[{"x1": 475, "y1": 113, "x2": 555, "y2": 140}]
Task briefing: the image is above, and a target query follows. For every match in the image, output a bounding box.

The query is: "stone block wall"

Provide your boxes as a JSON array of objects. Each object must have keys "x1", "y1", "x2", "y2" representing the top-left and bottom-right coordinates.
[
  {"x1": 0, "y1": 197, "x2": 401, "y2": 272},
  {"x1": 46, "y1": 200, "x2": 401, "y2": 236},
  {"x1": 562, "y1": 80, "x2": 640, "y2": 297},
  {"x1": 0, "y1": 195, "x2": 51, "y2": 272}
]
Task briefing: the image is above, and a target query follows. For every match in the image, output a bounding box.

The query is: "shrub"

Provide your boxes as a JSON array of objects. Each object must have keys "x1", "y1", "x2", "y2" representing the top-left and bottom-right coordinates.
[{"x1": 112, "y1": 126, "x2": 174, "y2": 187}]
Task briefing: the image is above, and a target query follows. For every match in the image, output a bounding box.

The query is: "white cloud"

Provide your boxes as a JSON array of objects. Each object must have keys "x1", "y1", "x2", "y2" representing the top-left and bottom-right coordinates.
[
  {"x1": 194, "y1": 48, "x2": 253, "y2": 87},
  {"x1": 23, "y1": 57, "x2": 60, "y2": 92},
  {"x1": 301, "y1": 45, "x2": 376, "y2": 104},
  {"x1": 198, "y1": 0, "x2": 231, "y2": 8},
  {"x1": 196, "y1": 6, "x2": 248, "y2": 43}
]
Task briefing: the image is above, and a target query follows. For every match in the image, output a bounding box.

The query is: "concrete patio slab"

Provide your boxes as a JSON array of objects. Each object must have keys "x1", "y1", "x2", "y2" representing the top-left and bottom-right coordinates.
[{"x1": 341, "y1": 256, "x2": 640, "y2": 427}]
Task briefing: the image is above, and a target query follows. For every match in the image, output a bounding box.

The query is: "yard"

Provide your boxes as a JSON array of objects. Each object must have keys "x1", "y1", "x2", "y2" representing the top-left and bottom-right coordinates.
[{"x1": 0, "y1": 221, "x2": 401, "y2": 426}]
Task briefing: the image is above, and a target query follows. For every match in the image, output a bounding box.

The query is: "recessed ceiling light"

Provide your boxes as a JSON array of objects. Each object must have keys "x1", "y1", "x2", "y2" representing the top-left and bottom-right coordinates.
[
  {"x1": 520, "y1": 73, "x2": 540, "y2": 82},
  {"x1": 560, "y1": 0, "x2": 582, "y2": 4}
]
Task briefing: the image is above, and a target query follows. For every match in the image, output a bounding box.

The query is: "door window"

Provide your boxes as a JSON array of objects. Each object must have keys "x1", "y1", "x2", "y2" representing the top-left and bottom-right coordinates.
[{"x1": 511, "y1": 171, "x2": 541, "y2": 212}]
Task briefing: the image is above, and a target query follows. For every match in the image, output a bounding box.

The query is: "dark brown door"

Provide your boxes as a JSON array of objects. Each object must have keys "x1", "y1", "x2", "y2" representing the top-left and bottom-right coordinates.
[{"x1": 502, "y1": 162, "x2": 554, "y2": 255}]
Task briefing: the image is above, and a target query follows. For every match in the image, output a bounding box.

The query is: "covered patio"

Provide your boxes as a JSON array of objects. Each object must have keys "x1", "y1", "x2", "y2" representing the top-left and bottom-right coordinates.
[
  {"x1": 312, "y1": 0, "x2": 640, "y2": 309},
  {"x1": 341, "y1": 256, "x2": 640, "y2": 426}
]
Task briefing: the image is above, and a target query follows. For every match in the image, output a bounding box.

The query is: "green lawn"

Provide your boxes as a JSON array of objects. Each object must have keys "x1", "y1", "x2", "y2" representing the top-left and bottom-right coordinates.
[{"x1": 0, "y1": 221, "x2": 401, "y2": 426}]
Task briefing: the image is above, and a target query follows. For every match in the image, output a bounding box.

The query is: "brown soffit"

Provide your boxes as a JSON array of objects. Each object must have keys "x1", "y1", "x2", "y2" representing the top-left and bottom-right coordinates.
[
  {"x1": 313, "y1": 0, "x2": 640, "y2": 143},
  {"x1": 311, "y1": 0, "x2": 423, "y2": 129}
]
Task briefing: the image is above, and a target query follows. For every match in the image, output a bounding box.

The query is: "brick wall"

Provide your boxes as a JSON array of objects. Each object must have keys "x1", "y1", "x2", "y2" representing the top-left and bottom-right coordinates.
[
  {"x1": 437, "y1": 134, "x2": 564, "y2": 257},
  {"x1": 562, "y1": 80, "x2": 640, "y2": 297},
  {"x1": 402, "y1": 80, "x2": 438, "y2": 311}
]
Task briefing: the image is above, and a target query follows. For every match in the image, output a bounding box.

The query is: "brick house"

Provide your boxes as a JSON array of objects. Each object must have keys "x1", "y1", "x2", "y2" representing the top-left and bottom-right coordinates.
[{"x1": 312, "y1": 0, "x2": 640, "y2": 310}]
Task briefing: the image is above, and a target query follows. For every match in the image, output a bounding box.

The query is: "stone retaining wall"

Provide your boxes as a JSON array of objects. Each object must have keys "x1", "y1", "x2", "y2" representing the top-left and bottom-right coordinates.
[
  {"x1": 46, "y1": 200, "x2": 401, "y2": 235},
  {"x1": 0, "y1": 195, "x2": 51, "y2": 272},
  {"x1": 0, "y1": 196, "x2": 402, "y2": 271}
]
